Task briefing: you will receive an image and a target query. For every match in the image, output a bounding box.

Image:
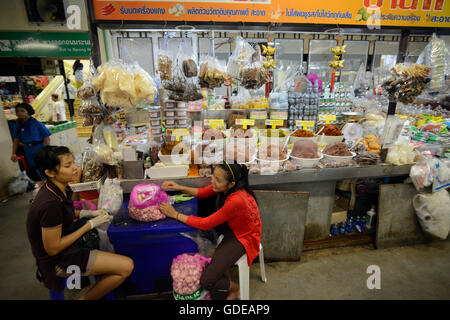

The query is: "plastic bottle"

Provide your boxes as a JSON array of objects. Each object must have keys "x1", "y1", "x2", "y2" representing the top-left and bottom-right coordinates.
[
  {"x1": 331, "y1": 222, "x2": 338, "y2": 236},
  {"x1": 366, "y1": 206, "x2": 376, "y2": 229},
  {"x1": 354, "y1": 216, "x2": 362, "y2": 233},
  {"x1": 339, "y1": 221, "x2": 346, "y2": 235},
  {"x1": 346, "y1": 218, "x2": 353, "y2": 233}
]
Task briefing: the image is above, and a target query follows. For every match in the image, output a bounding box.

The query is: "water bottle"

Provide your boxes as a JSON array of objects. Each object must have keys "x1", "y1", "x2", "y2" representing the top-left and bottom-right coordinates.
[
  {"x1": 359, "y1": 217, "x2": 365, "y2": 233},
  {"x1": 331, "y1": 222, "x2": 338, "y2": 236},
  {"x1": 346, "y1": 218, "x2": 353, "y2": 233},
  {"x1": 354, "y1": 216, "x2": 362, "y2": 233},
  {"x1": 366, "y1": 206, "x2": 376, "y2": 229},
  {"x1": 339, "y1": 221, "x2": 346, "y2": 235}
]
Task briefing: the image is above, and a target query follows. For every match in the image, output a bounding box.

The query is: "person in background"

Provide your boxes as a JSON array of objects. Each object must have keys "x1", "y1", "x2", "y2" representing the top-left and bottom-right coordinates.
[
  {"x1": 11, "y1": 103, "x2": 51, "y2": 187},
  {"x1": 51, "y1": 94, "x2": 67, "y2": 122},
  {"x1": 73, "y1": 60, "x2": 84, "y2": 87},
  {"x1": 62, "y1": 78, "x2": 76, "y2": 112},
  {"x1": 160, "y1": 162, "x2": 262, "y2": 300},
  {"x1": 27, "y1": 146, "x2": 134, "y2": 299}
]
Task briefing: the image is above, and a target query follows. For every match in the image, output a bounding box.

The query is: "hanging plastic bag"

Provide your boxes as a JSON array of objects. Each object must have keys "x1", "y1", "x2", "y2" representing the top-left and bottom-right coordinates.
[
  {"x1": 177, "y1": 39, "x2": 198, "y2": 78},
  {"x1": 93, "y1": 141, "x2": 120, "y2": 166},
  {"x1": 353, "y1": 62, "x2": 368, "y2": 97},
  {"x1": 417, "y1": 33, "x2": 449, "y2": 95},
  {"x1": 98, "y1": 178, "x2": 123, "y2": 215},
  {"x1": 240, "y1": 61, "x2": 269, "y2": 90},
  {"x1": 78, "y1": 97, "x2": 104, "y2": 127},
  {"x1": 199, "y1": 55, "x2": 229, "y2": 88},
  {"x1": 80, "y1": 147, "x2": 104, "y2": 183},
  {"x1": 93, "y1": 59, "x2": 156, "y2": 111},
  {"x1": 171, "y1": 252, "x2": 212, "y2": 300},
  {"x1": 157, "y1": 33, "x2": 173, "y2": 81},
  {"x1": 76, "y1": 81, "x2": 95, "y2": 100},
  {"x1": 227, "y1": 36, "x2": 255, "y2": 80},
  {"x1": 274, "y1": 64, "x2": 308, "y2": 93},
  {"x1": 413, "y1": 190, "x2": 450, "y2": 240}
]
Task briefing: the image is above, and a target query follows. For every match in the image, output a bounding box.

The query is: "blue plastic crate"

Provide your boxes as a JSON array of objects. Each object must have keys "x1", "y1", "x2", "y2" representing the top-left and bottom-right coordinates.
[{"x1": 108, "y1": 197, "x2": 199, "y2": 294}]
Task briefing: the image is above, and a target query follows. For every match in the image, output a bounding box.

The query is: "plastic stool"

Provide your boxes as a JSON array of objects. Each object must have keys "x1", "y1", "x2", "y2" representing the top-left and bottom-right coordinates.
[
  {"x1": 49, "y1": 276, "x2": 115, "y2": 300},
  {"x1": 217, "y1": 235, "x2": 267, "y2": 300}
]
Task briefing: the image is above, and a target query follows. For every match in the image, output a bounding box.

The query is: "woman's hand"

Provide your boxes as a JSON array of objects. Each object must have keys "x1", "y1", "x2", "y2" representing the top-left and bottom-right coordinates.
[
  {"x1": 70, "y1": 167, "x2": 82, "y2": 184},
  {"x1": 11, "y1": 154, "x2": 17, "y2": 162},
  {"x1": 162, "y1": 181, "x2": 182, "y2": 191},
  {"x1": 160, "y1": 203, "x2": 178, "y2": 219}
]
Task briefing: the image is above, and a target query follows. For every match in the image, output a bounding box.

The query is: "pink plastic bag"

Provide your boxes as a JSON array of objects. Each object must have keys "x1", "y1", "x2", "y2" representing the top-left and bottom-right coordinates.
[
  {"x1": 128, "y1": 200, "x2": 166, "y2": 222},
  {"x1": 73, "y1": 200, "x2": 97, "y2": 211},
  {"x1": 129, "y1": 183, "x2": 170, "y2": 209},
  {"x1": 171, "y1": 253, "x2": 212, "y2": 299}
]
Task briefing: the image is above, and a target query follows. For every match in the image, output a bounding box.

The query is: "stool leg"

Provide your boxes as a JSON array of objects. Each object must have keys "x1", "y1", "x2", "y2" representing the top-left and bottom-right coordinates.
[
  {"x1": 49, "y1": 290, "x2": 65, "y2": 300},
  {"x1": 49, "y1": 278, "x2": 66, "y2": 300},
  {"x1": 259, "y1": 245, "x2": 267, "y2": 283},
  {"x1": 238, "y1": 261, "x2": 250, "y2": 300}
]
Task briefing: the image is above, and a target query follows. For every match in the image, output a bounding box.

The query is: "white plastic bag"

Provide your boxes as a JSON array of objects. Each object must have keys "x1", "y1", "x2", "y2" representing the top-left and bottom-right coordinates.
[
  {"x1": 8, "y1": 171, "x2": 32, "y2": 196},
  {"x1": 227, "y1": 36, "x2": 255, "y2": 79},
  {"x1": 417, "y1": 33, "x2": 449, "y2": 95},
  {"x1": 96, "y1": 223, "x2": 115, "y2": 253},
  {"x1": 98, "y1": 178, "x2": 123, "y2": 215},
  {"x1": 413, "y1": 190, "x2": 450, "y2": 240}
]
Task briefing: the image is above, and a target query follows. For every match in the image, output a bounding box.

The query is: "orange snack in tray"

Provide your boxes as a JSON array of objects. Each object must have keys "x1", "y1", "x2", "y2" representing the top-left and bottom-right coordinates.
[
  {"x1": 188, "y1": 164, "x2": 199, "y2": 177},
  {"x1": 292, "y1": 129, "x2": 314, "y2": 137},
  {"x1": 316, "y1": 124, "x2": 342, "y2": 136}
]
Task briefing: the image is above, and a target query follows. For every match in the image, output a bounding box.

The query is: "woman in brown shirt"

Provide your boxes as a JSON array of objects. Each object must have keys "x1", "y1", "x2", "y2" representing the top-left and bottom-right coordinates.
[{"x1": 27, "y1": 146, "x2": 134, "y2": 299}]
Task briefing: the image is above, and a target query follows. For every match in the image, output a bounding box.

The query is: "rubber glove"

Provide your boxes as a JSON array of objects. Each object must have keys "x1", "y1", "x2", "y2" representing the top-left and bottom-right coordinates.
[
  {"x1": 174, "y1": 194, "x2": 195, "y2": 203},
  {"x1": 88, "y1": 213, "x2": 112, "y2": 230},
  {"x1": 80, "y1": 209, "x2": 108, "y2": 219}
]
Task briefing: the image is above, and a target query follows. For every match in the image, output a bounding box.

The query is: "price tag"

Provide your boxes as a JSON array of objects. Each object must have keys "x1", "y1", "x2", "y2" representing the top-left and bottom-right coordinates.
[
  {"x1": 235, "y1": 119, "x2": 255, "y2": 129},
  {"x1": 320, "y1": 115, "x2": 336, "y2": 124},
  {"x1": 172, "y1": 128, "x2": 190, "y2": 141},
  {"x1": 265, "y1": 119, "x2": 284, "y2": 129},
  {"x1": 204, "y1": 119, "x2": 224, "y2": 129},
  {"x1": 296, "y1": 120, "x2": 315, "y2": 130}
]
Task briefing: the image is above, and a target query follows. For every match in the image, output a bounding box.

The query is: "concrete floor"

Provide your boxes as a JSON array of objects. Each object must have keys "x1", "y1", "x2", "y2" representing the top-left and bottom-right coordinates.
[{"x1": 1, "y1": 191, "x2": 449, "y2": 300}]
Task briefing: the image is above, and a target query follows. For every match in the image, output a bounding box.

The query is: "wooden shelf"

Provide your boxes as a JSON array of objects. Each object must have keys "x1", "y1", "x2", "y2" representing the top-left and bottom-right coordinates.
[{"x1": 303, "y1": 229, "x2": 375, "y2": 251}]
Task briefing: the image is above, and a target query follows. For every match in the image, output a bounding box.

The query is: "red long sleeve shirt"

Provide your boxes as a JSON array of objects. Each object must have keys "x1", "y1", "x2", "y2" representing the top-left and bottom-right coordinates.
[{"x1": 186, "y1": 185, "x2": 262, "y2": 266}]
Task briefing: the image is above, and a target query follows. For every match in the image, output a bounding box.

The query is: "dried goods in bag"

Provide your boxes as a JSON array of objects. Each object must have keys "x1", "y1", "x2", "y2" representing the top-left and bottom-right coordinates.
[
  {"x1": 91, "y1": 60, "x2": 156, "y2": 110},
  {"x1": 240, "y1": 61, "x2": 269, "y2": 90},
  {"x1": 227, "y1": 36, "x2": 255, "y2": 79},
  {"x1": 417, "y1": 33, "x2": 450, "y2": 95},
  {"x1": 199, "y1": 55, "x2": 228, "y2": 88}
]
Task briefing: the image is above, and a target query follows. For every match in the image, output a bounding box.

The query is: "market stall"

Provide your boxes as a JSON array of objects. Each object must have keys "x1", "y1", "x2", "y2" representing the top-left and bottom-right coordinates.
[{"x1": 71, "y1": 0, "x2": 450, "y2": 297}]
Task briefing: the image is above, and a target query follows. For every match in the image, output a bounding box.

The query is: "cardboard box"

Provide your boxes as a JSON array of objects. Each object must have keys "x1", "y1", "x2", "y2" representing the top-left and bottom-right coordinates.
[
  {"x1": 331, "y1": 207, "x2": 348, "y2": 224},
  {"x1": 335, "y1": 196, "x2": 349, "y2": 210}
]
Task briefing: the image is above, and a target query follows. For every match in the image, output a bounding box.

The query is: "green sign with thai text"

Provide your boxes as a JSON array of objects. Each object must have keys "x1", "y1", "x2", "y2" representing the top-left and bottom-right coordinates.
[{"x1": 0, "y1": 32, "x2": 91, "y2": 58}]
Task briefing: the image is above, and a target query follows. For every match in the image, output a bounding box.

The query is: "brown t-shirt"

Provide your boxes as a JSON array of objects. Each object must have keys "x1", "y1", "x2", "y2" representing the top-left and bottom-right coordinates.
[{"x1": 26, "y1": 180, "x2": 91, "y2": 290}]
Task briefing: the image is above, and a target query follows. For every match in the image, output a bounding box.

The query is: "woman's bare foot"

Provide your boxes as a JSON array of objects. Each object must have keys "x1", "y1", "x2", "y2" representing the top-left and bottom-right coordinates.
[{"x1": 226, "y1": 281, "x2": 240, "y2": 300}]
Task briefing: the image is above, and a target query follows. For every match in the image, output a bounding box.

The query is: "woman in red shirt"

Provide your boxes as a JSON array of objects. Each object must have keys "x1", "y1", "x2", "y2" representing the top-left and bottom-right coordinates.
[{"x1": 160, "y1": 161, "x2": 262, "y2": 300}]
